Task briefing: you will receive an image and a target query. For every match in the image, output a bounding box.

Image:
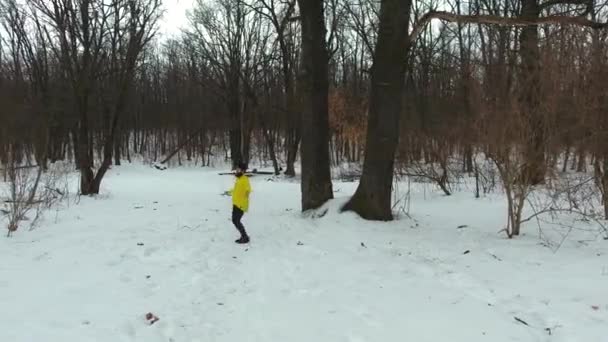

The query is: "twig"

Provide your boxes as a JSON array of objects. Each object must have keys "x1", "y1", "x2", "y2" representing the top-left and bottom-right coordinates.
[
  {"x1": 489, "y1": 253, "x2": 502, "y2": 261},
  {"x1": 0, "y1": 165, "x2": 38, "y2": 171},
  {"x1": 4, "y1": 200, "x2": 44, "y2": 204},
  {"x1": 553, "y1": 225, "x2": 576, "y2": 253},
  {"x1": 514, "y1": 316, "x2": 530, "y2": 326},
  {"x1": 45, "y1": 186, "x2": 65, "y2": 196}
]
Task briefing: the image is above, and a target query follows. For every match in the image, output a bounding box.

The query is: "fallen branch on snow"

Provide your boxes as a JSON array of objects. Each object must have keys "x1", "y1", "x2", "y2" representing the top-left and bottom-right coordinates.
[{"x1": 514, "y1": 316, "x2": 529, "y2": 326}]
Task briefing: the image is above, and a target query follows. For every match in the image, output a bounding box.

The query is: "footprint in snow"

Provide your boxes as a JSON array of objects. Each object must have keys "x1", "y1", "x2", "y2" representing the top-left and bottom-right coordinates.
[
  {"x1": 119, "y1": 321, "x2": 137, "y2": 342},
  {"x1": 120, "y1": 274, "x2": 133, "y2": 283},
  {"x1": 345, "y1": 335, "x2": 367, "y2": 342},
  {"x1": 144, "y1": 247, "x2": 160, "y2": 257}
]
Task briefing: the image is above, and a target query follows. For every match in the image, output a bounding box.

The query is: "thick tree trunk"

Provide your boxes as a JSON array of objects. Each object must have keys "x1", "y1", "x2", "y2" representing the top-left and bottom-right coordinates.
[
  {"x1": 80, "y1": 121, "x2": 113, "y2": 195},
  {"x1": 241, "y1": 124, "x2": 252, "y2": 167},
  {"x1": 229, "y1": 128, "x2": 242, "y2": 169},
  {"x1": 48, "y1": 122, "x2": 63, "y2": 162},
  {"x1": 342, "y1": 0, "x2": 412, "y2": 220},
  {"x1": 519, "y1": 0, "x2": 545, "y2": 185},
  {"x1": 297, "y1": 0, "x2": 333, "y2": 211},
  {"x1": 228, "y1": 81, "x2": 243, "y2": 169},
  {"x1": 79, "y1": 160, "x2": 96, "y2": 194},
  {"x1": 76, "y1": 102, "x2": 98, "y2": 195}
]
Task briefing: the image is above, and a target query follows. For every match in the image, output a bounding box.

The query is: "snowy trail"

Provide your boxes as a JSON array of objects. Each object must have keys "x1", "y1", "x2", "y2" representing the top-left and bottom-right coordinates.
[{"x1": 1, "y1": 165, "x2": 606, "y2": 341}]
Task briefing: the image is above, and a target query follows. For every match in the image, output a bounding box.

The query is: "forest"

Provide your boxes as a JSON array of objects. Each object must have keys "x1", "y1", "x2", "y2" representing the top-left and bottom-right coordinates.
[
  {"x1": 1, "y1": 0, "x2": 608, "y2": 237},
  {"x1": 2, "y1": 1, "x2": 608, "y2": 340}
]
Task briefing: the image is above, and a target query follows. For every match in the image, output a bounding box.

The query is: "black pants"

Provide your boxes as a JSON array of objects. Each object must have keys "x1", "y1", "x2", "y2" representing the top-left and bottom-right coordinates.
[{"x1": 232, "y1": 206, "x2": 248, "y2": 238}]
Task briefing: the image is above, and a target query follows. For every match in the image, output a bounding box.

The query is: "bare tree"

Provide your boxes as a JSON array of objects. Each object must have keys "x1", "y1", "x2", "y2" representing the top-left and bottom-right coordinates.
[
  {"x1": 343, "y1": 0, "x2": 608, "y2": 221},
  {"x1": 248, "y1": 0, "x2": 300, "y2": 175},
  {"x1": 342, "y1": 0, "x2": 412, "y2": 220},
  {"x1": 2, "y1": 148, "x2": 69, "y2": 237},
  {"x1": 188, "y1": 0, "x2": 270, "y2": 168},
  {"x1": 31, "y1": 0, "x2": 161, "y2": 195},
  {"x1": 297, "y1": 0, "x2": 334, "y2": 210}
]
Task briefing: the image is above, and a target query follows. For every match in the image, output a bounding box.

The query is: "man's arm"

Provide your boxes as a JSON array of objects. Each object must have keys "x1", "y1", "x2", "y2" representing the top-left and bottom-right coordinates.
[{"x1": 223, "y1": 184, "x2": 235, "y2": 196}]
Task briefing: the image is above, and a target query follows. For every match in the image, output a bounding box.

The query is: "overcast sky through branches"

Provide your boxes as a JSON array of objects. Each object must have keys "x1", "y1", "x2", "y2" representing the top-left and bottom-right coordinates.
[{"x1": 159, "y1": 0, "x2": 194, "y2": 38}]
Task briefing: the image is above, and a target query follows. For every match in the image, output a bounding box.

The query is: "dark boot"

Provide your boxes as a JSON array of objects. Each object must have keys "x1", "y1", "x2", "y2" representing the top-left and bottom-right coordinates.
[
  {"x1": 235, "y1": 236, "x2": 250, "y2": 244},
  {"x1": 232, "y1": 206, "x2": 250, "y2": 243}
]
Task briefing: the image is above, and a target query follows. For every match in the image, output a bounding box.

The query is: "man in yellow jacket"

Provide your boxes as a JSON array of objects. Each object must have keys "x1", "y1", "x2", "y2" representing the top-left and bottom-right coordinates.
[{"x1": 227, "y1": 162, "x2": 252, "y2": 244}]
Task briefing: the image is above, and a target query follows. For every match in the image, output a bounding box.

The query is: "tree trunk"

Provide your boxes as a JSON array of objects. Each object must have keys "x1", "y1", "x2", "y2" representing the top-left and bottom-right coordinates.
[
  {"x1": 71, "y1": 127, "x2": 80, "y2": 169},
  {"x1": 519, "y1": 0, "x2": 545, "y2": 185},
  {"x1": 562, "y1": 147, "x2": 570, "y2": 173},
  {"x1": 114, "y1": 135, "x2": 121, "y2": 166},
  {"x1": 602, "y1": 156, "x2": 608, "y2": 220},
  {"x1": 77, "y1": 102, "x2": 98, "y2": 195},
  {"x1": 297, "y1": 0, "x2": 334, "y2": 211},
  {"x1": 229, "y1": 85, "x2": 243, "y2": 169},
  {"x1": 159, "y1": 129, "x2": 204, "y2": 165},
  {"x1": 261, "y1": 123, "x2": 280, "y2": 175},
  {"x1": 79, "y1": 163, "x2": 96, "y2": 194},
  {"x1": 577, "y1": 149, "x2": 586, "y2": 172},
  {"x1": 464, "y1": 144, "x2": 474, "y2": 173},
  {"x1": 342, "y1": 0, "x2": 412, "y2": 220},
  {"x1": 241, "y1": 125, "x2": 251, "y2": 167},
  {"x1": 229, "y1": 128, "x2": 242, "y2": 169},
  {"x1": 285, "y1": 127, "x2": 300, "y2": 176},
  {"x1": 283, "y1": 55, "x2": 299, "y2": 177}
]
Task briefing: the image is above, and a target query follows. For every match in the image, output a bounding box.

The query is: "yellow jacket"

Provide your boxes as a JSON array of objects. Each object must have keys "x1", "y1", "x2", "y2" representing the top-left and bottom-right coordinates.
[{"x1": 229, "y1": 175, "x2": 251, "y2": 212}]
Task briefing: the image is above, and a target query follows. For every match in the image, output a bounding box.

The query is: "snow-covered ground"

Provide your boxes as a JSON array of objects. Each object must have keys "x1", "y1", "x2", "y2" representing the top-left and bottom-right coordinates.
[{"x1": 1, "y1": 164, "x2": 607, "y2": 342}]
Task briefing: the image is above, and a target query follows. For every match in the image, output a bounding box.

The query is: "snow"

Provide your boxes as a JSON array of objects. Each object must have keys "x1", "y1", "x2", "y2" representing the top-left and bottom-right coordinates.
[{"x1": 1, "y1": 164, "x2": 607, "y2": 341}]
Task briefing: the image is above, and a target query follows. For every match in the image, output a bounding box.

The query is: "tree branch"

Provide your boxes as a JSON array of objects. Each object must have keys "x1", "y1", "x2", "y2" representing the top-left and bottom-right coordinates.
[
  {"x1": 539, "y1": 0, "x2": 591, "y2": 11},
  {"x1": 410, "y1": 10, "x2": 608, "y2": 43}
]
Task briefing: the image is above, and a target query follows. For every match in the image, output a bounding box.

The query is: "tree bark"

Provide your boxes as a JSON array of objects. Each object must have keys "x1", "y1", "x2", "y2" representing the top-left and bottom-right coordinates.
[
  {"x1": 297, "y1": 0, "x2": 333, "y2": 211},
  {"x1": 260, "y1": 119, "x2": 280, "y2": 175},
  {"x1": 285, "y1": 127, "x2": 300, "y2": 176},
  {"x1": 229, "y1": 91, "x2": 243, "y2": 169},
  {"x1": 342, "y1": 0, "x2": 412, "y2": 220},
  {"x1": 602, "y1": 156, "x2": 608, "y2": 220},
  {"x1": 562, "y1": 147, "x2": 570, "y2": 173},
  {"x1": 77, "y1": 100, "x2": 98, "y2": 195},
  {"x1": 464, "y1": 145, "x2": 474, "y2": 173},
  {"x1": 411, "y1": 10, "x2": 608, "y2": 43},
  {"x1": 114, "y1": 134, "x2": 122, "y2": 166},
  {"x1": 519, "y1": 0, "x2": 545, "y2": 185}
]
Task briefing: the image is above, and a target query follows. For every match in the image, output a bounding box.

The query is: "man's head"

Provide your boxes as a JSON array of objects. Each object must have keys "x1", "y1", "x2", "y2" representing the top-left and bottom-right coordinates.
[{"x1": 235, "y1": 162, "x2": 247, "y2": 177}]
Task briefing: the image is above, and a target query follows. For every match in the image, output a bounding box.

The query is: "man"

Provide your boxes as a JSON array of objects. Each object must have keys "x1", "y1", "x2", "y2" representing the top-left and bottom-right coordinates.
[{"x1": 227, "y1": 162, "x2": 251, "y2": 244}]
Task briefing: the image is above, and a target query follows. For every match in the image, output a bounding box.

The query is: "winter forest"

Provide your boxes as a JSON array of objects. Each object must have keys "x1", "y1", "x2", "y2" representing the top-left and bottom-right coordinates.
[{"x1": 1, "y1": 0, "x2": 608, "y2": 340}]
